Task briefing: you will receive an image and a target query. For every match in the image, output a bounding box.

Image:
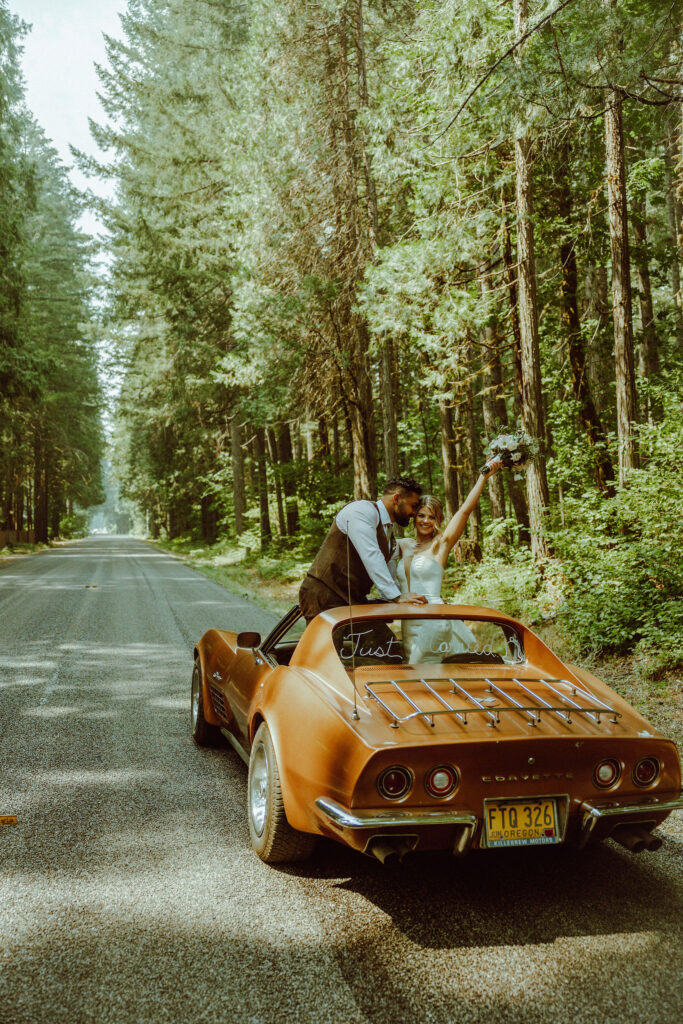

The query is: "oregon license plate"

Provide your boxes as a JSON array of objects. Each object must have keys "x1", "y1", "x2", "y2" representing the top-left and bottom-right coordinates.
[{"x1": 484, "y1": 798, "x2": 560, "y2": 847}]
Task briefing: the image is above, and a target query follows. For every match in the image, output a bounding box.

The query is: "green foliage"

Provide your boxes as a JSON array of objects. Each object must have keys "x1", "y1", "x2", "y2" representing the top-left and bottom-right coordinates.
[
  {"x1": 59, "y1": 511, "x2": 89, "y2": 539},
  {"x1": 554, "y1": 400, "x2": 683, "y2": 672},
  {"x1": 83, "y1": 0, "x2": 683, "y2": 679},
  {"x1": 445, "y1": 547, "x2": 542, "y2": 621},
  {"x1": 437, "y1": 391, "x2": 683, "y2": 675},
  {"x1": 0, "y1": 8, "x2": 104, "y2": 539}
]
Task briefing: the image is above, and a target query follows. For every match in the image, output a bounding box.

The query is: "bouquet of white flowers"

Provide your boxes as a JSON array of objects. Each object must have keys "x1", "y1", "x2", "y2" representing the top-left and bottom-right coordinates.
[{"x1": 480, "y1": 428, "x2": 540, "y2": 476}]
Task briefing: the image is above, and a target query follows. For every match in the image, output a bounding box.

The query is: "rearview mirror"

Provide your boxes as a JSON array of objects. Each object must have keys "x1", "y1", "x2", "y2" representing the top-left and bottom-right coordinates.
[{"x1": 237, "y1": 631, "x2": 261, "y2": 649}]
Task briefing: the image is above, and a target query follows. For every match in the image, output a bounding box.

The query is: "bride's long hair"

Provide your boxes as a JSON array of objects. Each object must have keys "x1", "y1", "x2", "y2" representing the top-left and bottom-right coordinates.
[{"x1": 415, "y1": 495, "x2": 444, "y2": 541}]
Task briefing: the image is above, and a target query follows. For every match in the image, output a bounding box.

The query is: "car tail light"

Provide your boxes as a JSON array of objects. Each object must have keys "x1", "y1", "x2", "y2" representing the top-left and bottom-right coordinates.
[
  {"x1": 424, "y1": 764, "x2": 459, "y2": 799},
  {"x1": 633, "y1": 757, "x2": 660, "y2": 787},
  {"x1": 593, "y1": 758, "x2": 621, "y2": 789},
  {"x1": 377, "y1": 766, "x2": 413, "y2": 801}
]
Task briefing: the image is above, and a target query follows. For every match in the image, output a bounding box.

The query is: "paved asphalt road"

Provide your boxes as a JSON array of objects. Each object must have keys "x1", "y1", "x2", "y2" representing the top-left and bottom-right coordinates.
[{"x1": 1, "y1": 536, "x2": 681, "y2": 1024}]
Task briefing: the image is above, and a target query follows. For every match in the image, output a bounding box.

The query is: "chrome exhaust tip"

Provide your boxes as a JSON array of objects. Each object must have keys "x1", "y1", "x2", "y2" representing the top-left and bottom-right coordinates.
[
  {"x1": 611, "y1": 824, "x2": 661, "y2": 854},
  {"x1": 640, "y1": 828, "x2": 662, "y2": 852},
  {"x1": 367, "y1": 839, "x2": 400, "y2": 865},
  {"x1": 366, "y1": 836, "x2": 418, "y2": 864}
]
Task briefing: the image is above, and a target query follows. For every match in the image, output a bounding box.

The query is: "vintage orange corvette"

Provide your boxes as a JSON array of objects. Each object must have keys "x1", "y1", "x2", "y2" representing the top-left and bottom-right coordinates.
[{"x1": 191, "y1": 604, "x2": 683, "y2": 864}]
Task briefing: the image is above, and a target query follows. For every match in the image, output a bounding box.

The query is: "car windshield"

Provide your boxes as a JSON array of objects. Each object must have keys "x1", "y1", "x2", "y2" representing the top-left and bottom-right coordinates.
[{"x1": 331, "y1": 616, "x2": 524, "y2": 668}]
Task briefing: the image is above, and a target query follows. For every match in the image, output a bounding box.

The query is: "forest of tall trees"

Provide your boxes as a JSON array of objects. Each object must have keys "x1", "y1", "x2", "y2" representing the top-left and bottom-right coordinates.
[
  {"x1": 3, "y1": 0, "x2": 680, "y2": 673},
  {"x1": 85, "y1": 0, "x2": 682, "y2": 672},
  {"x1": 0, "y1": 3, "x2": 105, "y2": 542}
]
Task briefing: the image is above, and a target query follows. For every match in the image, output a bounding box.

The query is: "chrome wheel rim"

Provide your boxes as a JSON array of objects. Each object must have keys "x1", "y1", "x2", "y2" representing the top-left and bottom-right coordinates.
[
  {"x1": 191, "y1": 669, "x2": 200, "y2": 729},
  {"x1": 249, "y1": 742, "x2": 268, "y2": 837}
]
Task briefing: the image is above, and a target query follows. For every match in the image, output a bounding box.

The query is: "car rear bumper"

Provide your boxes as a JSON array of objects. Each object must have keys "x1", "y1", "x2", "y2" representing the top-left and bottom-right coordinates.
[
  {"x1": 578, "y1": 795, "x2": 683, "y2": 848},
  {"x1": 315, "y1": 797, "x2": 479, "y2": 854},
  {"x1": 315, "y1": 796, "x2": 477, "y2": 830},
  {"x1": 316, "y1": 793, "x2": 683, "y2": 855}
]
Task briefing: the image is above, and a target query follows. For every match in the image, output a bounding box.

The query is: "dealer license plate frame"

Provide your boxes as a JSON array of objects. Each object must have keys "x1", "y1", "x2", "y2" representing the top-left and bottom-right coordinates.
[{"x1": 483, "y1": 796, "x2": 563, "y2": 848}]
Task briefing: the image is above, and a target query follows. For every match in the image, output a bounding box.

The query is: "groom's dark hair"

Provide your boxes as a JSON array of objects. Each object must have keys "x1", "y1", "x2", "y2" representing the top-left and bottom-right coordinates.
[{"x1": 383, "y1": 476, "x2": 422, "y2": 497}]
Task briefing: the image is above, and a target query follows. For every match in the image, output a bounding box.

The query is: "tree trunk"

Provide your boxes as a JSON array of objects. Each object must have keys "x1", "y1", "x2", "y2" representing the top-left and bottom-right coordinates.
[
  {"x1": 321, "y1": 9, "x2": 378, "y2": 500},
  {"x1": 230, "y1": 415, "x2": 246, "y2": 537},
  {"x1": 380, "y1": 336, "x2": 399, "y2": 480},
  {"x1": 464, "y1": 373, "x2": 482, "y2": 544},
  {"x1": 200, "y1": 495, "x2": 218, "y2": 544},
  {"x1": 253, "y1": 427, "x2": 271, "y2": 550},
  {"x1": 604, "y1": 87, "x2": 639, "y2": 481},
  {"x1": 277, "y1": 423, "x2": 299, "y2": 536},
  {"x1": 582, "y1": 265, "x2": 612, "y2": 418},
  {"x1": 1, "y1": 482, "x2": 11, "y2": 532},
  {"x1": 348, "y1": 318, "x2": 377, "y2": 499},
  {"x1": 33, "y1": 439, "x2": 48, "y2": 545},
  {"x1": 557, "y1": 155, "x2": 615, "y2": 493},
  {"x1": 481, "y1": 302, "x2": 530, "y2": 541},
  {"x1": 304, "y1": 415, "x2": 315, "y2": 462},
  {"x1": 292, "y1": 421, "x2": 303, "y2": 462},
  {"x1": 438, "y1": 399, "x2": 460, "y2": 519},
  {"x1": 50, "y1": 494, "x2": 61, "y2": 539},
  {"x1": 267, "y1": 428, "x2": 287, "y2": 538},
  {"x1": 417, "y1": 391, "x2": 435, "y2": 494},
  {"x1": 353, "y1": 0, "x2": 379, "y2": 246},
  {"x1": 480, "y1": 279, "x2": 509, "y2": 530},
  {"x1": 16, "y1": 487, "x2": 25, "y2": 532},
  {"x1": 664, "y1": 140, "x2": 683, "y2": 348},
  {"x1": 481, "y1": 383, "x2": 507, "y2": 526},
  {"x1": 342, "y1": 402, "x2": 354, "y2": 462},
  {"x1": 515, "y1": 130, "x2": 550, "y2": 559},
  {"x1": 149, "y1": 506, "x2": 160, "y2": 540},
  {"x1": 26, "y1": 477, "x2": 33, "y2": 531},
  {"x1": 318, "y1": 417, "x2": 330, "y2": 458},
  {"x1": 501, "y1": 189, "x2": 524, "y2": 418},
  {"x1": 448, "y1": 339, "x2": 480, "y2": 542},
  {"x1": 513, "y1": 0, "x2": 551, "y2": 560},
  {"x1": 332, "y1": 415, "x2": 341, "y2": 474},
  {"x1": 631, "y1": 196, "x2": 660, "y2": 395}
]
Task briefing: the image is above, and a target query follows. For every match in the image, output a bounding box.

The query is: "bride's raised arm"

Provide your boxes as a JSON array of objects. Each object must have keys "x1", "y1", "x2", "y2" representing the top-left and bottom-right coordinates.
[{"x1": 437, "y1": 458, "x2": 502, "y2": 558}]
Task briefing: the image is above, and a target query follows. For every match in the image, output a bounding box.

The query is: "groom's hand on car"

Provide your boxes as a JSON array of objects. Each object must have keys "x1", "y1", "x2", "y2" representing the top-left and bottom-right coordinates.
[{"x1": 397, "y1": 592, "x2": 428, "y2": 605}]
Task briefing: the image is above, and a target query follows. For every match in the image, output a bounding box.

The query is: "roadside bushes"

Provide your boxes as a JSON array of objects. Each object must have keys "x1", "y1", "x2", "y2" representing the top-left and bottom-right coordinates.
[
  {"x1": 556, "y1": 447, "x2": 683, "y2": 675},
  {"x1": 552, "y1": 404, "x2": 682, "y2": 675},
  {"x1": 445, "y1": 548, "x2": 548, "y2": 624},
  {"x1": 59, "y1": 511, "x2": 89, "y2": 538},
  {"x1": 446, "y1": 406, "x2": 683, "y2": 677}
]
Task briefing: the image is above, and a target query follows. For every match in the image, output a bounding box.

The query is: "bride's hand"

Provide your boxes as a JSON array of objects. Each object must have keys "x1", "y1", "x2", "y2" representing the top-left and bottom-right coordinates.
[
  {"x1": 397, "y1": 592, "x2": 427, "y2": 605},
  {"x1": 480, "y1": 456, "x2": 503, "y2": 478}
]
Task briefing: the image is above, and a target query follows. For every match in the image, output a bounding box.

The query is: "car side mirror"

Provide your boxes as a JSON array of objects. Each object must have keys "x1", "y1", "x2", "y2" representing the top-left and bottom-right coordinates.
[{"x1": 237, "y1": 631, "x2": 261, "y2": 649}]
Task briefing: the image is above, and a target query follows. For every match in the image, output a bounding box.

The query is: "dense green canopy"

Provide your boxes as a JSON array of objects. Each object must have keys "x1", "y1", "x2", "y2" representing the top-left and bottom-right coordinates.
[
  {"x1": 10, "y1": 0, "x2": 679, "y2": 672},
  {"x1": 0, "y1": 1, "x2": 105, "y2": 541}
]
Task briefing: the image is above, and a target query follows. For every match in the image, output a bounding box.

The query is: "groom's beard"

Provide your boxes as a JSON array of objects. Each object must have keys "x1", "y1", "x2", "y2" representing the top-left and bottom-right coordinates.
[{"x1": 394, "y1": 512, "x2": 413, "y2": 527}]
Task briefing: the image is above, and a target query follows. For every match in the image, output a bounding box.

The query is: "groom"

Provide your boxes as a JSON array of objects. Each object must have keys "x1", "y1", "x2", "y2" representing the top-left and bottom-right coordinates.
[{"x1": 298, "y1": 476, "x2": 428, "y2": 623}]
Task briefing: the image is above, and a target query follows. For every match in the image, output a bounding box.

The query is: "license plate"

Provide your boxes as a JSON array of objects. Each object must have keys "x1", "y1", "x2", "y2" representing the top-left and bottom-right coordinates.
[{"x1": 484, "y1": 798, "x2": 560, "y2": 847}]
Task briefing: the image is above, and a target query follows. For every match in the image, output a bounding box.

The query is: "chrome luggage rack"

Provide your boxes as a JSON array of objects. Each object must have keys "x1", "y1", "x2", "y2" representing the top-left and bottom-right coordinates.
[{"x1": 364, "y1": 676, "x2": 621, "y2": 730}]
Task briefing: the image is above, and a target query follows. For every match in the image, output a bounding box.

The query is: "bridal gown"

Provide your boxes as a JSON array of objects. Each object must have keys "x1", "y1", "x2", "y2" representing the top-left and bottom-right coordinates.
[{"x1": 396, "y1": 546, "x2": 476, "y2": 664}]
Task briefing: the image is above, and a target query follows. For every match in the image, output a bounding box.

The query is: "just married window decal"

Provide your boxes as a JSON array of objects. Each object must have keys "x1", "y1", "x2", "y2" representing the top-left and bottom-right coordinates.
[{"x1": 332, "y1": 618, "x2": 524, "y2": 668}]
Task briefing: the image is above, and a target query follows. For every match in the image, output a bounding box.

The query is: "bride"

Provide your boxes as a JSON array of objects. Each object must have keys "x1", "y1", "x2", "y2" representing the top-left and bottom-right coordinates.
[{"x1": 396, "y1": 459, "x2": 502, "y2": 663}]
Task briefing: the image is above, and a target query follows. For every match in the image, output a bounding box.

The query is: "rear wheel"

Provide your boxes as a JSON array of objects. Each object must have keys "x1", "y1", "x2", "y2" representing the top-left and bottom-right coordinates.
[
  {"x1": 191, "y1": 659, "x2": 220, "y2": 747},
  {"x1": 248, "y1": 722, "x2": 316, "y2": 863}
]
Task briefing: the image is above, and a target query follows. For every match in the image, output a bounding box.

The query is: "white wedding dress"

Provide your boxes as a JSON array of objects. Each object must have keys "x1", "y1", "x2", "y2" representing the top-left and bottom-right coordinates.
[{"x1": 396, "y1": 545, "x2": 476, "y2": 664}]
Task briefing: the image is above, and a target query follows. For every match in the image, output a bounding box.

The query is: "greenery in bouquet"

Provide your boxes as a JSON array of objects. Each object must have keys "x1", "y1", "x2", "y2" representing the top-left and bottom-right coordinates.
[{"x1": 484, "y1": 428, "x2": 540, "y2": 476}]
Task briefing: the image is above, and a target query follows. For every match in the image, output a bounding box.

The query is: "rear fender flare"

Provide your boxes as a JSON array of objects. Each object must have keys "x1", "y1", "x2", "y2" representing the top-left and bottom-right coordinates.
[
  {"x1": 250, "y1": 671, "x2": 371, "y2": 834},
  {"x1": 194, "y1": 639, "x2": 223, "y2": 728},
  {"x1": 250, "y1": 710, "x2": 313, "y2": 833}
]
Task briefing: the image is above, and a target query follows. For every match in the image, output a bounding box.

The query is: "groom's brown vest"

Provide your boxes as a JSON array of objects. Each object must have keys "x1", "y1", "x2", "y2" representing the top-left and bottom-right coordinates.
[{"x1": 299, "y1": 502, "x2": 394, "y2": 621}]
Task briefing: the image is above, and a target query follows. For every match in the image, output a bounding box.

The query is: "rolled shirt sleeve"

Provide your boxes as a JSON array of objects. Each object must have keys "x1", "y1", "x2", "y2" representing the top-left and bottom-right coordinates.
[{"x1": 336, "y1": 501, "x2": 401, "y2": 601}]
